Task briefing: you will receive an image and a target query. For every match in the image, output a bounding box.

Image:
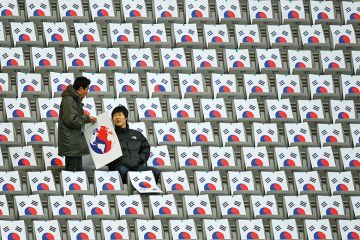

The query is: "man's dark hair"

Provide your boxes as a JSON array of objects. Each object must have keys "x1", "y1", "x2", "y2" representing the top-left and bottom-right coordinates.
[
  {"x1": 112, "y1": 105, "x2": 129, "y2": 119},
  {"x1": 73, "y1": 76, "x2": 91, "y2": 90}
]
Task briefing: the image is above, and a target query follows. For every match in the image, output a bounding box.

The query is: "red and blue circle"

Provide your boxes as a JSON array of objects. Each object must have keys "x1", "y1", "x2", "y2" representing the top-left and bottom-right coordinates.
[
  {"x1": 149, "y1": 36, "x2": 161, "y2": 42},
  {"x1": 110, "y1": 232, "x2": 123, "y2": 239},
  {"x1": 50, "y1": 157, "x2": 63, "y2": 166},
  {"x1": 139, "y1": 181, "x2": 151, "y2": 188},
  {"x1": 122, "y1": 85, "x2": 133, "y2": 92},
  {"x1": 211, "y1": 36, "x2": 223, "y2": 42},
  {"x1": 336, "y1": 183, "x2": 348, "y2": 191},
  {"x1": 41, "y1": 233, "x2": 54, "y2": 240},
  {"x1": 51, "y1": 33, "x2": 63, "y2": 42},
  {"x1": 136, "y1": 60, "x2": 147, "y2": 67},
  {"x1": 47, "y1": 110, "x2": 58, "y2": 118},
  {"x1": 177, "y1": 110, "x2": 189, "y2": 118},
  {"x1": 169, "y1": 60, "x2": 181, "y2": 67},
  {"x1": 31, "y1": 134, "x2": 43, "y2": 142},
  {"x1": 204, "y1": 183, "x2": 216, "y2": 190},
  {"x1": 209, "y1": 110, "x2": 221, "y2": 118},
  {"x1": 217, "y1": 159, "x2": 229, "y2": 166},
  {"x1": 104, "y1": 59, "x2": 116, "y2": 67},
  {"x1": 144, "y1": 109, "x2": 156, "y2": 117},
  {"x1": 294, "y1": 135, "x2": 305, "y2": 142},
  {"x1": 212, "y1": 231, "x2": 225, "y2": 239},
  {"x1": 181, "y1": 35, "x2": 193, "y2": 42},
  {"x1": 264, "y1": 60, "x2": 276, "y2": 68},
  {"x1": 172, "y1": 183, "x2": 184, "y2": 190},
  {"x1": 178, "y1": 232, "x2": 191, "y2": 239},
  {"x1": 117, "y1": 35, "x2": 128, "y2": 42},
  {"x1": 293, "y1": 207, "x2": 305, "y2": 215},
  {"x1": 59, "y1": 207, "x2": 71, "y2": 215},
  {"x1": 316, "y1": 86, "x2": 328, "y2": 93},
  {"x1": 193, "y1": 207, "x2": 205, "y2": 215},
  {"x1": 34, "y1": 9, "x2": 45, "y2": 16},
  {"x1": 350, "y1": 13, "x2": 360, "y2": 20},
  {"x1": 259, "y1": 207, "x2": 272, "y2": 215},
  {"x1": 295, "y1": 62, "x2": 306, "y2": 68},
  {"x1": 247, "y1": 232, "x2": 259, "y2": 239},
  {"x1": 90, "y1": 85, "x2": 101, "y2": 91},
  {"x1": 326, "y1": 136, "x2": 338, "y2": 143},
  {"x1": 326, "y1": 207, "x2": 338, "y2": 215},
  {"x1": 338, "y1": 112, "x2": 349, "y2": 119},
  {"x1": 37, "y1": 183, "x2": 49, "y2": 191},
  {"x1": 227, "y1": 207, "x2": 240, "y2": 215},
  {"x1": 159, "y1": 206, "x2": 172, "y2": 215},
  {"x1": 161, "y1": 11, "x2": 172, "y2": 17},
  {"x1": 260, "y1": 135, "x2": 272, "y2": 142},
  {"x1": 154, "y1": 84, "x2": 166, "y2": 92},
  {"x1": 0, "y1": 134, "x2": 8, "y2": 142},
  {"x1": 2, "y1": 183, "x2": 15, "y2": 191},
  {"x1": 308, "y1": 36, "x2": 319, "y2": 43},
  {"x1": 275, "y1": 110, "x2": 287, "y2": 119},
  {"x1": 144, "y1": 232, "x2": 157, "y2": 239},
  {"x1": 97, "y1": 9, "x2": 109, "y2": 17},
  {"x1": 72, "y1": 59, "x2": 84, "y2": 66},
  {"x1": 251, "y1": 158, "x2": 263, "y2": 166},
  {"x1": 153, "y1": 157, "x2": 165, "y2": 166},
  {"x1": 233, "y1": 61, "x2": 244, "y2": 68},
  {"x1": 251, "y1": 86, "x2": 263, "y2": 93},
  {"x1": 186, "y1": 85, "x2": 198, "y2": 92},
  {"x1": 129, "y1": 10, "x2": 141, "y2": 17},
  {"x1": 191, "y1": 10, "x2": 203, "y2": 18},
  {"x1": 83, "y1": 34, "x2": 94, "y2": 42},
  {"x1": 279, "y1": 231, "x2": 292, "y2": 239},
  {"x1": 347, "y1": 232, "x2": 360, "y2": 240},
  {"x1": 23, "y1": 85, "x2": 35, "y2": 91},
  {"x1": 242, "y1": 111, "x2": 254, "y2": 118},
  {"x1": 1, "y1": 9, "x2": 13, "y2": 16},
  {"x1": 227, "y1": 134, "x2": 240, "y2": 142},
  {"x1": 39, "y1": 59, "x2": 51, "y2": 66},
  {"x1": 224, "y1": 10, "x2": 235, "y2": 18},
  {"x1": 270, "y1": 183, "x2": 282, "y2": 191},
  {"x1": 317, "y1": 12, "x2": 329, "y2": 19},
  {"x1": 243, "y1": 36, "x2": 254, "y2": 42},
  {"x1": 314, "y1": 231, "x2": 327, "y2": 239},
  {"x1": 288, "y1": 10, "x2": 299, "y2": 19},
  {"x1": 76, "y1": 232, "x2": 89, "y2": 240},
  {"x1": 275, "y1": 37, "x2": 287, "y2": 43},
  {"x1": 283, "y1": 159, "x2": 295, "y2": 167},
  {"x1": 185, "y1": 158, "x2": 197, "y2": 166},
  {"x1": 7, "y1": 233, "x2": 20, "y2": 240},
  {"x1": 125, "y1": 207, "x2": 137, "y2": 215},
  {"x1": 306, "y1": 111, "x2": 318, "y2": 119},
  {"x1": 219, "y1": 86, "x2": 230, "y2": 92},
  {"x1": 91, "y1": 207, "x2": 103, "y2": 215},
  {"x1": 339, "y1": 35, "x2": 351, "y2": 44},
  {"x1": 12, "y1": 109, "x2": 25, "y2": 118},
  {"x1": 19, "y1": 34, "x2": 30, "y2": 42},
  {"x1": 303, "y1": 183, "x2": 315, "y2": 191},
  {"x1": 163, "y1": 134, "x2": 175, "y2": 142},
  {"x1": 328, "y1": 62, "x2": 339, "y2": 69},
  {"x1": 283, "y1": 86, "x2": 294, "y2": 93},
  {"x1": 236, "y1": 183, "x2": 248, "y2": 191},
  {"x1": 350, "y1": 159, "x2": 360, "y2": 167},
  {"x1": 24, "y1": 207, "x2": 37, "y2": 215},
  {"x1": 102, "y1": 183, "x2": 114, "y2": 190},
  {"x1": 57, "y1": 84, "x2": 67, "y2": 92},
  {"x1": 196, "y1": 134, "x2": 207, "y2": 142},
  {"x1": 6, "y1": 59, "x2": 18, "y2": 66},
  {"x1": 69, "y1": 183, "x2": 81, "y2": 190},
  {"x1": 200, "y1": 61, "x2": 212, "y2": 68},
  {"x1": 349, "y1": 87, "x2": 360, "y2": 94},
  {"x1": 66, "y1": 10, "x2": 77, "y2": 16},
  {"x1": 18, "y1": 158, "x2": 30, "y2": 166},
  {"x1": 256, "y1": 12, "x2": 267, "y2": 18}
]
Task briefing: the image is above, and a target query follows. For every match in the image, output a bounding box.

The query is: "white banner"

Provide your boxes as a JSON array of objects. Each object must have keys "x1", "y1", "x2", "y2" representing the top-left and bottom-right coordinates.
[{"x1": 85, "y1": 112, "x2": 122, "y2": 169}]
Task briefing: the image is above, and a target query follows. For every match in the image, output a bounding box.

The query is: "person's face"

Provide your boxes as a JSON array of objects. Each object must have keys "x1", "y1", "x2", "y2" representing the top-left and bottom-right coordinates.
[
  {"x1": 77, "y1": 86, "x2": 89, "y2": 99},
  {"x1": 113, "y1": 112, "x2": 127, "y2": 128}
]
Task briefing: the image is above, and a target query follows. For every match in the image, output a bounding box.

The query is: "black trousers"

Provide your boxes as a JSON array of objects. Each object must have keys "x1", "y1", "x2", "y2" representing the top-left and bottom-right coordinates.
[
  {"x1": 114, "y1": 165, "x2": 161, "y2": 184},
  {"x1": 65, "y1": 156, "x2": 82, "y2": 171}
]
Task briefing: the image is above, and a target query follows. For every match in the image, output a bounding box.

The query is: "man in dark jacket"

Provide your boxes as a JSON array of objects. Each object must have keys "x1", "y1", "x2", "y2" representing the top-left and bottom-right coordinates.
[
  {"x1": 58, "y1": 76, "x2": 97, "y2": 171},
  {"x1": 108, "y1": 105, "x2": 160, "y2": 184}
]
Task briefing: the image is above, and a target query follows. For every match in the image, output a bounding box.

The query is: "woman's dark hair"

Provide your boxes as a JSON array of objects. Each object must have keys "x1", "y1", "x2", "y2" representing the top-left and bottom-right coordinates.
[
  {"x1": 111, "y1": 105, "x2": 129, "y2": 119},
  {"x1": 73, "y1": 76, "x2": 91, "y2": 90}
]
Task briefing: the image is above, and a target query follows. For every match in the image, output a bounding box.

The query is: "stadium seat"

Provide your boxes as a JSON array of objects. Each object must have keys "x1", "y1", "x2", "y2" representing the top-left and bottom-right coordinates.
[
  {"x1": 95, "y1": 47, "x2": 127, "y2": 73},
  {"x1": 224, "y1": 49, "x2": 257, "y2": 76},
  {"x1": 178, "y1": 73, "x2": 212, "y2": 99},
  {"x1": 115, "y1": 194, "x2": 146, "y2": 220},
  {"x1": 215, "y1": 0, "x2": 246, "y2": 25},
  {"x1": 237, "y1": 219, "x2": 268, "y2": 240},
  {"x1": 183, "y1": 194, "x2": 215, "y2": 221},
  {"x1": 148, "y1": 145, "x2": 174, "y2": 170},
  {"x1": 127, "y1": 48, "x2": 159, "y2": 74},
  {"x1": 216, "y1": 195, "x2": 248, "y2": 219},
  {"x1": 247, "y1": 0, "x2": 279, "y2": 26},
  {"x1": 153, "y1": 121, "x2": 186, "y2": 146},
  {"x1": 270, "y1": 219, "x2": 299, "y2": 240},
  {"x1": 293, "y1": 171, "x2": 328, "y2": 196},
  {"x1": 135, "y1": 219, "x2": 164, "y2": 240},
  {"x1": 350, "y1": 124, "x2": 360, "y2": 147},
  {"x1": 161, "y1": 170, "x2": 194, "y2": 195},
  {"x1": 16, "y1": 72, "x2": 49, "y2": 98},
  {"x1": 0, "y1": 47, "x2": 31, "y2": 73},
  {"x1": 208, "y1": 146, "x2": 240, "y2": 171},
  {"x1": 266, "y1": 24, "x2": 298, "y2": 50},
  {"x1": 203, "y1": 219, "x2": 233, "y2": 239},
  {"x1": 0, "y1": 122, "x2": 22, "y2": 146},
  {"x1": 42, "y1": 146, "x2": 65, "y2": 170},
  {"x1": 30, "y1": 47, "x2": 62, "y2": 73},
  {"x1": 140, "y1": 23, "x2": 171, "y2": 48},
  {"x1": 250, "y1": 195, "x2": 282, "y2": 219},
  {"x1": 338, "y1": 219, "x2": 360, "y2": 240},
  {"x1": 227, "y1": 171, "x2": 261, "y2": 195},
  {"x1": 211, "y1": 73, "x2": 244, "y2": 99},
  {"x1": 234, "y1": 24, "x2": 267, "y2": 49},
  {"x1": 317, "y1": 195, "x2": 350, "y2": 220},
  {"x1": 203, "y1": 24, "x2": 234, "y2": 49},
  {"x1": 60, "y1": 171, "x2": 93, "y2": 196},
  {"x1": 184, "y1": 0, "x2": 216, "y2": 25},
  {"x1": 74, "y1": 22, "x2": 107, "y2": 48},
  {"x1": 242, "y1": 146, "x2": 273, "y2": 171},
  {"x1": 219, "y1": 122, "x2": 252, "y2": 147},
  {"x1": 317, "y1": 123, "x2": 351, "y2": 147},
  {"x1": 329, "y1": 24, "x2": 360, "y2": 51},
  {"x1": 153, "y1": 0, "x2": 183, "y2": 25},
  {"x1": 233, "y1": 99, "x2": 264, "y2": 124},
  {"x1": 14, "y1": 194, "x2": 47, "y2": 222},
  {"x1": 9, "y1": 145, "x2": 40, "y2": 170},
  {"x1": 304, "y1": 219, "x2": 333, "y2": 240},
  {"x1": 93, "y1": 170, "x2": 127, "y2": 195},
  {"x1": 114, "y1": 72, "x2": 147, "y2": 99},
  {"x1": 274, "y1": 146, "x2": 307, "y2": 171},
  {"x1": 0, "y1": 73, "x2": 16, "y2": 98},
  {"x1": 48, "y1": 195, "x2": 81, "y2": 221},
  {"x1": 256, "y1": 48, "x2": 288, "y2": 76},
  {"x1": 243, "y1": 74, "x2": 277, "y2": 99},
  {"x1": 48, "y1": 72, "x2": 74, "y2": 98},
  {"x1": 82, "y1": 72, "x2": 114, "y2": 98},
  {"x1": 186, "y1": 122, "x2": 217, "y2": 146},
  {"x1": 309, "y1": 0, "x2": 341, "y2": 25},
  {"x1": 82, "y1": 195, "x2": 113, "y2": 221},
  {"x1": 307, "y1": 146, "x2": 339, "y2": 171},
  {"x1": 63, "y1": 47, "x2": 95, "y2": 73},
  {"x1": 327, "y1": 171, "x2": 357, "y2": 196},
  {"x1": 340, "y1": 74, "x2": 360, "y2": 100},
  {"x1": 171, "y1": 23, "x2": 202, "y2": 49},
  {"x1": 33, "y1": 220, "x2": 62, "y2": 240},
  {"x1": 146, "y1": 72, "x2": 179, "y2": 99},
  {"x1": 275, "y1": 74, "x2": 309, "y2": 100},
  {"x1": 88, "y1": 0, "x2": 120, "y2": 23},
  {"x1": 283, "y1": 195, "x2": 315, "y2": 219},
  {"x1": 108, "y1": 23, "x2": 140, "y2": 48},
  {"x1": 67, "y1": 220, "x2": 96, "y2": 240},
  {"x1": 279, "y1": 0, "x2": 310, "y2": 25},
  {"x1": 260, "y1": 171, "x2": 293, "y2": 195},
  {"x1": 0, "y1": 0, "x2": 25, "y2": 22},
  {"x1": 298, "y1": 24, "x2": 331, "y2": 50},
  {"x1": 149, "y1": 194, "x2": 181, "y2": 220},
  {"x1": 10, "y1": 22, "x2": 43, "y2": 48},
  {"x1": 265, "y1": 99, "x2": 297, "y2": 123},
  {"x1": 175, "y1": 146, "x2": 209, "y2": 171},
  {"x1": 168, "y1": 219, "x2": 198, "y2": 240},
  {"x1": 135, "y1": 97, "x2": 166, "y2": 123},
  {"x1": 297, "y1": 99, "x2": 329, "y2": 124},
  {"x1": 252, "y1": 123, "x2": 285, "y2": 148},
  {"x1": 330, "y1": 100, "x2": 360, "y2": 124},
  {"x1": 121, "y1": 0, "x2": 153, "y2": 24},
  {"x1": 0, "y1": 171, "x2": 26, "y2": 195},
  {"x1": 200, "y1": 98, "x2": 230, "y2": 122},
  {"x1": 0, "y1": 220, "x2": 28, "y2": 240},
  {"x1": 159, "y1": 48, "x2": 192, "y2": 74},
  {"x1": 167, "y1": 98, "x2": 199, "y2": 123},
  {"x1": 27, "y1": 171, "x2": 58, "y2": 196},
  {"x1": 319, "y1": 50, "x2": 351, "y2": 76},
  {"x1": 192, "y1": 49, "x2": 223, "y2": 75},
  {"x1": 308, "y1": 74, "x2": 341, "y2": 100},
  {"x1": 101, "y1": 220, "x2": 131, "y2": 240},
  {"x1": 43, "y1": 22, "x2": 75, "y2": 48},
  {"x1": 57, "y1": 0, "x2": 88, "y2": 23},
  {"x1": 340, "y1": 147, "x2": 360, "y2": 171},
  {"x1": 25, "y1": 0, "x2": 56, "y2": 22},
  {"x1": 287, "y1": 49, "x2": 319, "y2": 76},
  {"x1": 341, "y1": 1, "x2": 360, "y2": 26},
  {"x1": 285, "y1": 122, "x2": 318, "y2": 147}
]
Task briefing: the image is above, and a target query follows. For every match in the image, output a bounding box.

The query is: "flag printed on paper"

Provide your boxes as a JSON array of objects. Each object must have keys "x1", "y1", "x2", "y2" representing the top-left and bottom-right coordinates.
[
  {"x1": 288, "y1": 50, "x2": 313, "y2": 73},
  {"x1": 33, "y1": 220, "x2": 61, "y2": 240},
  {"x1": 136, "y1": 219, "x2": 163, "y2": 240},
  {"x1": 16, "y1": 72, "x2": 42, "y2": 97},
  {"x1": 43, "y1": 22, "x2": 70, "y2": 45},
  {"x1": 9, "y1": 145, "x2": 37, "y2": 168},
  {"x1": 64, "y1": 47, "x2": 90, "y2": 69},
  {"x1": 49, "y1": 195, "x2": 77, "y2": 216},
  {"x1": 96, "y1": 48, "x2": 122, "y2": 71},
  {"x1": 271, "y1": 219, "x2": 299, "y2": 240},
  {"x1": 299, "y1": 24, "x2": 326, "y2": 45},
  {"x1": 330, "y1": 100, "x2": 356, "y2": 123},
  {"x1": 280, "y1": 0, "x2": 305, "y2": 21},
  {"x1": 38, "y1": 98, "x2": 61, "y2": 120},
  {"x1": 0, "y1": 0, "x2": 20, "y2": 17},
  {"x1": 284, "y1": 195, "x2": 312, "y2": 217},
  {"x1": 308, "y1": 74, "x2": 335, "y2": 95},
  {"x1": 238, "y1": 219, "x2": 266, "y2": 240},
  {"x1": 235, "y1": 24, "x2": 261, "y2": 46},
  {"x1": 128, "y1": 48, "x2": 154, "y2": 70},
  {"x1": 49, "y1": 72, "x2": 74, "y2": 97},
  {"x1": 178, "y1": 73, "x2": 205, "y2": 98},
  {"x1": 234, "y1": 99, "x2": 260, "y2": 120},
  {"x1": 114, "y1": 72, "x2": 140, "y2": 94},
  {"x1": 161, "y1": 48, "x2": 187, "y2": 69},
  {"x1": 22, "y1": 122, "x2": 50, "y2": 145},
  {"x1": 162, "y1": 170, "x2": 191, "y2": 192},
  {"x1": 128, "y1": 171, "x2": 162, "y2": 194},
  {"x1": 320, "y1": 50, "x2": 346, "y2": 72},
  {"x1": 318, "y1": 195, "x2": 345, "y2": 217},
  {"x1": 298, "y1": 99, "x2": 324, "y2": 121},
  {"x1": 310, "y1": 0, "x2": 335, "y2": 24},
  {"x1": 185, "y1": 0, "x2": 209, "y2": 22},
  {"x1": 121, "y1": 0, "x2": 147, "y2": 19},
  {"x1": 154, "y1": 0, "x2": 179, "y2": 20},
  {"x1": 219, "y1": 122, "x2": 246, "y2": 146},
  {"x1": 136, "y1": 98, "x2": 163, "y2": 119},
  {"x1": 184, "y1": 194, "x2": 212, "y2": 216},
  {"x1": 173, "y1": 23, "x2": 199, "y2": 44},
  {"x1": 192, "y1": 49, "x2": 218, "y2": 70},
  {"x1": 244, "y1": 74, "x2": 270, "y2": 97},
  {"x1": 243, "y1": 146, "x2": 270, "y2": 169},
  {"x1": 82, "y1": 72, "x2": 108, "y2": 93},
  {"x1": 0, "y1": 122, "x2": 15, "y2": 143},
  {"x1": 195, "y1": 171, "x2": 223, "y2": 194},
  {"x1": 294, "y1": 171, "x2": 322, "y2": 194},
  {"x1": 308, "y1": 146, "x2": 336, "y2": 168},
  {"x1": 169, "y1": 219, "x2": 197, "y2": 240},
  {"x1": 168, "y1": 98, "x2": 195, "y2": 120},
  {"x1": 330, "y1": 25, "x2": 356, "y2": 48},
  {"x1": 225, "y1": 49, "x2": 251, "y2": 70},
  {"x1": 102, "y1": 98, "x2": 128, "y2": 118},
  {"x1": 228, "y1": 171, "x2": 256, "y2": 194},
  {"x1": 341, "y1": 75, "x2": 360, "y2": 97},
  {"x1": 58, "y1": 0, "x2": 84, "y2": 19},
  {"x1": 116, "y1": 195, "x2": 144, "y2": 217},
  {"x1": 88, "y1": 0, "x2": 115, "y2": 19},
  {"x1": 256, "y1": 48, "x2": 282, "y2": 70},
  {"x1": 141, "y1": 23, "x2": 168, "y2": 43},
  {"x1": 150, "y1": 194, "x2": 178, "y2": 216},
  {"x1": 211, "y1": 73, "x2": 237, "y2": 96},
  {"x1": 31, "y1": 47, "x2": 57, "y2": 68},
  {"x1": 285, "y1": 122, "x2": 312, "y2": 145},
  {"x1": 253, "y1": 123, "x2": 279, "y2": 146},
  {"x1": 248, "y1": 0, "x2": 273, "y2": 22},
  {"x1": 28, "y1": 171, "x2": 56, "y2": 192},
  {"x1": 187, "y1": 122, "x2": 214, "y2": 145},
  {"x1": 267, "y1": 25, "x2": 293, "y2": 46},
  {"x1": 0, "y1": 220, "x2": 27, "y2": 240},
  {"x1": 0, "y1": 47, "x2": 25, "y2": 68},
  {"x1": 74, "y1": 22, "x2": 101, "y2": 45},
  {"x1": 68, "y1": 220, "x2": 96, "y2": 240},
  {"x1": 218, "y1": 195, "x2": 246, "y2": 217},
  {"x1": 339, "y1": 220, "x2": 360, "y2": 240},
  {"x1": 15, "y1": 194, "x2": 44, "y2": 217},
  {"x1": 0, "y1": 195, "x2": 9, "y2": 216},
  {"x1": 203, "y1": 24, "x2": 230, "y2": 46},
  {"x1": 203, "y1": 219, "x2": 231, "y2": 240},
  {"x1": 342, "y1": 1, "x2": 360, "y2": 23},
  {"x1": 275, "y1": 74, "x2": 301, "y2": 98},
  {"x1": 275, "y1": 147, "x2": 302, "y2": 168},
  {"x1": 328, "y1": 171, "x2": 355, "y2": 194},
  {"x1": 102, "y1": 220, "x2": 130, "y2": 240},
  {"x1": 216, "y1": 0, "x2": 242, "y2": 21},
  {"x1": 11, "y1": 22, "x2": 37, "y2": 44},
  {"x1": 0, "y1": 171, "x2": 22, "y2": 192},
  {"x1": 261, "y1": 171, "x2": 289, "y2": 193},
  {"x1": 209, "y1": 146, "x2": 236, "y2": 169},
  {"x1": 147, "y1": 145, "x2": 171, "y2": 167},
  {"x1": 26, "y1": 0, "x2": 51, "y2": 17},
  {"x1": 42, "y1": 146, "x2": 64, "y2": 168},
  {"x1": 340, "y1": 147, "x2": 360, "y2": 169},
  {"x1": 251, "y1": 195, "x2": 278, "y2": 217},
  {"x1": 83, "y1": 195, "x2": 110, "y2": 217},
  {"x1": 146, "y1": 72, "x2": 172, "y2": 97},
  {"x1": 176, "y1": 146, "x2": 204, "y2": 168},
  {"x1": 266, "y1": 99, "x2": 293, "y2": 120},
  {"x1": 318, "y1": 123, "x2": 345, "y2": 146},
  {"x1": 94, "y1": 170, "x2": 121, "y2": 194},
  {"x1": 61, "y1": 171, "x2": 88, "y2": 193},
  {"x1": 0, "y1": 73, "x2": 10, "y2": 92},
  {"x1": 109, "y1": 23, "x2": 135, "y2": 43},
  {"x1": 200, "y1": 98, "x2": 227, "y2": 120}
]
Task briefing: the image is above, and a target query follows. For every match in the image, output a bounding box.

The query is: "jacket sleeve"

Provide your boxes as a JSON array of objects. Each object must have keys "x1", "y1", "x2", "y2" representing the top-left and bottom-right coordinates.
[
  {"x1": 83, "y1": 114, "x2": 91, "y2": 123},
  {"x1": 61, "y1": 97, "x2": 85, "y2": 129},
  {"x1": 138, "y1": 134, "x2": 151, "y2": 165}
]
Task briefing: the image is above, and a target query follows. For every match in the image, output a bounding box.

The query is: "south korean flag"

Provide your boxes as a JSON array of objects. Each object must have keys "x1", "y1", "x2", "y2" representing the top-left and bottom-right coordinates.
[
  {"x1": 136, "y1": 98, "x2": 163, "y2": 119},
  {"x1": 305, "y1": 219, "x2": 332, "y2": 240},
  {"x1": 225, "y1": 49, "x2": 251, "y2": 71},
  {"x1": 256, "y1": 48, "x2": 282, "y2": 70},
  {"x1": 162, "y1": 170, "x2": 191, "y2": 193},
  {"x1": 280, "y1": 0, "x2": 305, "y2": 22},
  {"x1": 342, "y1": 1, "x2": 360, "y2": 24},
  {"x1": 195, "y1": 171, "x2": 223, "y2": 194},
  {"x1": 88, "y1": 0, "x2": 115, "y2": 19},
  {"x1": 94, "y1": 171, "x2": 121, "y2": 194},
  {"x1": 216, "y1": 0, "x2": 242, "y2": 21},
  {"x1": 64, "y1": 47, "x2": 90, "y2": 69},
  {"x1": 187, "y1": 122, "x2": 214, "y2": 145},
  {"x1": 0, "y1": 0, "x2": 20, "y2": 17},
  {"x1": 17, "y1": 72, "x2": 42, "y2": 97},
  {"x1": 310, "y1": 0, "x2": 335, "y2": 24},
  {"x1": 58, "y1": 0, "x2": 84, "y2": 20},
  {"x1": 116, "y1": 195, "x2": 144, "y2": 217},
  {"x1": 146, "y1": 72, "x2": 172, "y2": 97},
  {"x1": 136, "y1": 219, "x2": 163, "y2": 240},
  {"x1": 228, "y1": 171, "x2": 256, "y2": 195},
  {"x1": 108, "y1": 23, "x2": 135, "y2": 44},
  {"x1": 275, "y1": 146, "x2": 302, "y2": 169},
  {"x1": 15, "y1": 194, "x2": 44, "y2": 217},
  {"x1": 141, "y1": 23, "x2": 168, "y2": 43},
  {"x1": 153, "y1": 0, "x2": 179, "y2": 20},
  {"x1": 0, "y1": 195, "x2": 9, "y2": 217},
  {"x1": 341, "y1": 74, "x2": 360, "y2": 97},
  {"x1": 293, "y1": 171, "x2": 322, "y2": 194},
  {"x1": 243, "y1": 74, "x2": 270, "y2": 98},
  {"x1": 287, "y1": 50, "x2": 313, "y2": 74},
  {"x1": 184, "y1": 194, "x2": 212, "y2": 217},
  {"x1": 0, "y1": 73, "x2": 10, "y2": 92},
  {"x1": 121, "y1": 0, "x2": 148, "y2": 20},
  {"x1": 340, "y1": 147, "x2": 360, "y2": 169},
  {"x1": 28, "y1": 171, "x2": 56, "y2": 193},
  {"x1": 0, "y1": 47, "x2": 25, "y2": 68},
  {"x1": 43, "y1": 22, "x2": 70, "y2": 46},
  {"x1": 74, "y1": 22, "x2": 101, "y2": 45},
  {"x1": 253, "y1": 123, "x2": 279, "y2": 146},
  {"x1": 127, "y1": 48, "x2": 154, "y2": 70},
  {"x1": 352, "y1": 51, "x2": 360, "y2": 74},
  {"x1": 61, "y1": 171, "x2": 88, "y2": 193},
  {"x1": 83, "y1": 195, "x2": 110, "y2": 218},
  {"x1": 267, "y1": 25, "x2": 293, "y2": 45},
  {"x1": 218, "y1": 195, "x2": 246, "y2": 217},
  {"x1": 128, "y1": 122, "x2": 148, "y2": 137},
  {"x1": 203, "y1": 219, "x2": 231, "y2": 240},
  {"x1": 318, "y1": 195, "x2": 345, "y2": 217},
  {"x1": 68, "y1": 220, "x2": 96, "y2": 240},
  {"x1": 261, "y1": 171, "x2": 289, "y2": 193},
  {"x1": 200, "y1": 98, "x2": 227, "y2": 120},
  {"x1": 42, "y1": 146, "x2": 64, "y2": 169},
  {"x1": 219, "y1": 122, "x2": 246, "y2": 146},
  {"x1": 0, "y1": 220, "x2": 27, "y2": 240},
  {"x1": 49, "y1": 72, "x2": 74, "y2": 97},
  {"x1": 0, "y1": 122, "x2": 15, "y2": 143},
  {"x1": 161, "y1": 48, "x2": 187, "y2": 69},
  {"x1": 320, "y1": 50, "x2": 346, "y2": 72},
  {"x1": 9, "y1": 145, "x2": 37, "y2": 168},
  {"x1": 330, "y1": 24, "x2": 356, "y2": 48},
  {"x1": 209, "y1": 146, "x2": 236, "y2": 169},
  {"x1": 211, "y1": 73, "x2": 237, "y2": 97},
  {"x1": 235, "y1": 24, "x2": 261, "y2": 46},
  {"x1": 184, "y1": 0, "x2": 209, "y2": 22},
  {"x1": 49, "y1": 195, "x2": 77, "y2": 217},
  {"x1": 178, "y1": 73, "x2": 205, "y2": 98},
  {"x1": 149, "y1": 194, "x2": 178, "y2": 217},
  {"x1": 299, "y1": 24, "x2": 326, "y2": 45},
  {"x1": 271, "y1": 219, "x2": 299, "y2": 240},
  {"x1": 318, "y1": 123, "x2": 345, "y2": 146},
  {"x1": 168, "y1": 98, "x2": 195, "y2": 121},
  {"x1": 0, "y1": 171, "x2": 22, "y2": 193},
  {"x1": 351, "y1": 124, "x2": 360, "y2": 147},
  {"x1": 251, "y1": 195, "x2": 278, "y2": 217},
  {"x1": 284, "y1": 195, "x2": 312, "y2": 217},
  {"x1": 307, "y1": 147, "x2": 334, "y2": 170},
  {"x1": 102, "y1": 220, "x2": 130, "y2": 240},
  {"x1": 22, "y1": 122, "x2": 50, "y2": 145},
  {"x1": 298, "y1": 99, "x2": 325, "y2": 122},
  {"x1": 114, "y1": 72, "x2": 140, "y2": 94},
  {"x1": 266, "y1": 99, "x2": 293, "y2": 120},
  {"x1": 173, "y1": 23, "x2": 199, "y2": 44},
  {"x1": 129, "y1": 171, "x2": 162, "y2": 193},
  {"x1": 11, "y1": 22, "x2": 37, "y2": 45},
  {"x1": 330, "y1": 100, "x2": 356, "y2": 123},
  {"x1": 238, "y1": 219, "x2": 266, "y2": 240},
  {"x1": 192, "y1": 49, "x2": 218, "y2": 70},
  {"x1": 82, "y1": 72, "x2": 108, "y2": 93},
  {"x1": 176, "y1": 146, "x2": 204, "y2": 168},
  {"x1": 82, "y1": 97, "x2": 97, "y2": 117},
  {"x1": 26, "y1": 0, "x2": 51, "y2": 17},
  {"x1": 339, "y1": 220, "x2": 360, "y2": 240},
  {"x1": 328, "y1": 171, "x2": 355, "y2": 194},
  {"x1": 38, "y1": 98, "x2": 61, "y2": 120},
  {"x1": 352, "y1": 196, "x2": 360, "y2": 218},
  {"x1": 203, "y1": 24, "x2": 230, "y2": 46},
  {"x1": 31, "y1": 47, "x2": 57, "y2": 68},
  {"x1": 96, "y1": 48, "x2": 122, "y2": 71},
  {"x1": 234, "y1": 99, "x2": 261, "y2": 120},
  {"x1": 248, "y1": 0, "x2": 273, "y2": 22},
  {"x1": 148, "y1": 145, "x2": 171, "y2": 168},
  {"x1": 169, "y1": 219, "x2": 197, "y2": 240},
  {"x1": 102, "y1": 98, "x2": 128, "y2": 117},
  {"x1": 276, "y1": 74, "x2": 301, "y2": 98},
  {"x1": 33, "y1": 220, "x2": 61, "y2": 240},
  {"x1": 285, "y1": 122, "x2": 312, "y2": 145},
  {"x1": 308, "y1": 74, "x2": 335, "y2": 96}
]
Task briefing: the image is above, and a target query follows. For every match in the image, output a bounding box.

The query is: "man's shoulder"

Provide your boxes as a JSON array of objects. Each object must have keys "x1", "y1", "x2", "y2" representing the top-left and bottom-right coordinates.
[{"x1": 128, "y1": 129, "x2": 145, "y2": 139}]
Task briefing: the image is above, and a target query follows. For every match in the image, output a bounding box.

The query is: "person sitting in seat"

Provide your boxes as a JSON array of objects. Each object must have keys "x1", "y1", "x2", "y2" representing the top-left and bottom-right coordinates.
[{"x1": 108, "y1": 105, "x2": 160, "y2": 184}]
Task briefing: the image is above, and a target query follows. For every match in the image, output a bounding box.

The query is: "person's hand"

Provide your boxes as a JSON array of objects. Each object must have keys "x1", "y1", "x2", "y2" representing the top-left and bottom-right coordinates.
[{"x1": 90, "y1": 116, "x2": 97, "y2": 122}]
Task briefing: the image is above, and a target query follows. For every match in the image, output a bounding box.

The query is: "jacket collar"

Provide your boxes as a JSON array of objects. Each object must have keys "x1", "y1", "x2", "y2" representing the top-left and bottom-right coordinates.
[{"x1": 61, "y1": 84, "x2": 82, "y2": 102}]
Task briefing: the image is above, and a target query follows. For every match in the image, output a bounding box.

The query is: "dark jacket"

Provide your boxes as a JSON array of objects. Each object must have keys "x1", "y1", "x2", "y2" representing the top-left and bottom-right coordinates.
[
  {"x1": 108, "y1": 123, "x2": 151, "y2": 170},
  {"x1": 58, "y1": 84, "x2": 91, "y2": 156}
]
